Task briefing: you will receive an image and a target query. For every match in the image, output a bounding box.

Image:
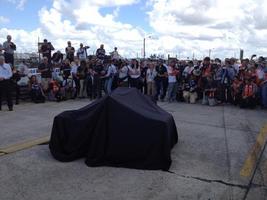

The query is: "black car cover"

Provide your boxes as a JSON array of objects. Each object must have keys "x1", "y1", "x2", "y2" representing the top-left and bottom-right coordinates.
[{"x1": 49, "y1": 88, "x2": 178, "y2": 170}]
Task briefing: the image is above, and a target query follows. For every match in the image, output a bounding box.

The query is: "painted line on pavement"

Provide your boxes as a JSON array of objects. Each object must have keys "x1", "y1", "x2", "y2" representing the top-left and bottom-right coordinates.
[
  {"x1": 0, "y1": 136, "x2": 50, "y2": 156},
  {"x1": 240, "y1": 123, "x2": 267, "y2": 177}
]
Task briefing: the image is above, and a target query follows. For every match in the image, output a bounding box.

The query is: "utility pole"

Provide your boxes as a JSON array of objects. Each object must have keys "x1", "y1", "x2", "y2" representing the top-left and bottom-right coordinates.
[{"x1": 143, "y1": 38, "x2": 146, "y2": 59}]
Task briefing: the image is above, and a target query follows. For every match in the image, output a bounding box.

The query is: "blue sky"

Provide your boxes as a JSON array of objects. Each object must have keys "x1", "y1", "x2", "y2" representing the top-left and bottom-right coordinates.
[
  {"x1": 0, "y1": 0, "x2": 152, "y2": 32},
  {"x1": 0, "y1": 0, "x2": 267, "y2": 58}
]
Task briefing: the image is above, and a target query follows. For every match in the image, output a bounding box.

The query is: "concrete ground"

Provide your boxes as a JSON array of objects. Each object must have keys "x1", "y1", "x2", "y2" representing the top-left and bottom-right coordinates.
[{"x1": 0, "y1": 99, "x2": 267, "y2": 200}]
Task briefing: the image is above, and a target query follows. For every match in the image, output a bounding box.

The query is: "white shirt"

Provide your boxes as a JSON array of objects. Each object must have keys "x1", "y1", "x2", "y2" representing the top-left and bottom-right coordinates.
[
  {"x1": 146, "y1": 68, "x2": 157, "y2": 82},
  {"x1": 0, "y1": 63, "x2": 12, "y2": 79},
  {"x1": 106, "y1": 64, "x2": 117, "y2": 78},
  {"x1": 77, "y1": 48, "x2": 87, "y2": 60},
  {"x1": 18, "y1": 63, "x2": 29, "y2": 75},
  {"x1": 71, "y1": 65, "x2": 78, "y2": 75},
  {"x1": 119, "y1": 65, "x2": 129, "y2": 80},
  {"x1": 183, "y1": 66, "x2": 194, "y2": 77},
  {"x1": 167, "y1": 67, "x2": 177, "y2": 83},
  {"x1": 128, "y1": 65, "x2": 140, "y2": 78}
]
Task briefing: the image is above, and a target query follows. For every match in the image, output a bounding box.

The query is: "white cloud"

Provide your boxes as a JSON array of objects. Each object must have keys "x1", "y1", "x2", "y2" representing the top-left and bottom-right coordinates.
[
  {"x1": 1, "y1": 0, "x2": 267, "y2": 59},
  {"x1": 0, "y1": 16, "x2": 10, "y2": 24},
  {"x1": 147, "y1": 0, "x2": 267, "y2": 58}
]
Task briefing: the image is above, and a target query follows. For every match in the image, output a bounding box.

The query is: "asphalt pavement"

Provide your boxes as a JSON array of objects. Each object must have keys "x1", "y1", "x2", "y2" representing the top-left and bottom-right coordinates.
[{"x1": 0, "y1": 99, "x2": 267, "y2": 200}]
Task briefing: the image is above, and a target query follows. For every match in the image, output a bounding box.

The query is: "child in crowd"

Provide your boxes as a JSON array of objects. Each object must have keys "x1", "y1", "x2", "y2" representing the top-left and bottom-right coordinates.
[
  {"x1": 231, "y1": 76, "x2": 242, "y2": 105},
  {"x1": 240, "y1": 78, "x2": 258, "y2": 109}
]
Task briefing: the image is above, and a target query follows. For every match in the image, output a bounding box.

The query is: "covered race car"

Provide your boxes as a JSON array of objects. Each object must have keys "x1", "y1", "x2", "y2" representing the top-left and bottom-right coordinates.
[{"x1": 49, "y1": 88, "x2": 178, "y2": 170}]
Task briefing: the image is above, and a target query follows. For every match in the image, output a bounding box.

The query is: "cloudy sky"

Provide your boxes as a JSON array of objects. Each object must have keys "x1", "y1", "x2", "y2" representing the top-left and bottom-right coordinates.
[{"x1": 1, "y1": 0, "x2": 267, "y2": 59}]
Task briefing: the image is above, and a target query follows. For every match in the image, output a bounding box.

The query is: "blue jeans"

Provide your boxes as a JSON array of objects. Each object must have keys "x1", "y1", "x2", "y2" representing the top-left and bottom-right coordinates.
[
  {"x1": 167, "y1": 82, "x2": 177, "y2": 101},
  {"x1": 105, "y1": 77, "x2": 113, "y2": 94}
]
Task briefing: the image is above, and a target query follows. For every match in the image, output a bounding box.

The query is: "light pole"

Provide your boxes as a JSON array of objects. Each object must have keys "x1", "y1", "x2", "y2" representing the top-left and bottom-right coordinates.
[
  {"x1": 143, "y1": 38, "x2": 146, "y2": 59},
  {"x1": 143, "y1": 35, "x2": 154, "y2": 59}
]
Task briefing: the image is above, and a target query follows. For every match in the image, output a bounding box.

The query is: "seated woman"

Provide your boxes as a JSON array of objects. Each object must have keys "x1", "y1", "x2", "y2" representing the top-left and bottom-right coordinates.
[
  {"x1": 61, "y1": 77, "x2": 76, "y2": 100},
  {"x1": 49, "y1": 79, "x2": 64, "y2": 102},
  {"x1": 28, "y1": 75, "x2": 45, "y2": 103}
]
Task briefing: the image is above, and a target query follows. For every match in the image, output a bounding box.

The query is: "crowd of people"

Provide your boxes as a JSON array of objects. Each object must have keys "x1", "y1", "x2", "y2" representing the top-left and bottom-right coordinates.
[{"x1": 0, "y1": 35, "x2": 267, "y2": 111}]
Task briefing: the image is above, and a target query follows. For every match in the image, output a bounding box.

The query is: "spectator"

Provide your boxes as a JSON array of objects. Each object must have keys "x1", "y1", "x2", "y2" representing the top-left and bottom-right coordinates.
[
  {"x1": 96, "y1": 44, "x2": 106, "y2": 60},
  {"x1": 110, "y1": 47, "x2": 120, "y2": 60},
  {"x1": 40, "y1": 39, "x2": 54, "y2": 63},
  {"x1": 11, "y1": 66, "x2": 21, "y2": 105},
  {"x1": 52, "y1": 50, "x2": 63, "y2": 67},
  {"x1": 77, "y1": 43, "x2": 89, "y2": 61},
  {"x1": 140, "y1": 61, "x2": 148, "y2": 94},
  {"x1": 17, "y1": 60, "x2": 29, "y2": 77},
  {"x1": 182, "y1": 61, "x2": 194, "y2": 79},
  {"x1": 167, "y1": 61, "x2": 179, "y2": 102},
  {"x1": 240, "y1": 78, "x2": 258, "y2": 109},
  {"x1": 128, "y1": 59, "x2": 141, "y2": 89},
  {"x1": 93, "y1": 59, "x2": 105, "y2": 99},
  {"x1": 146, "y1": 62, "x2": 157, "y2": 96},
  {"x1": 183, "y1": 75, "x2": 198, "y2": 104},
  {"x1": 38, "y1": 57, "x2": 52, "y2": 92},
  {"x1": 231, "y1": 76, "x2": 243, "y2": 106},
  {"x1": 85, "y1": 66, "x2": 96, "y2": 100},
  {"x1": 77, "y1": 60, "x2": 87, "y2": 98},
  {"x1": 0, "y1": 56, "x2": 13, "y2": 111},
  {"x1": 154, "y1": 60, "x2": 168, "y2": 101},
  {"x1": 65, "y1": 41, "x2": 75, "y2": 62},
  {"x1": 61, "y1": 59, "x2": 71, "y2": 80},
  {"x1": 3, "y1": 35, "x2": 16, "y2": 66},
  {"x1": 104, "y1": 59, "x2": 117, "y2": 94},
  {"x1": 29, "y1": 75, "x2": 45, "y2": 103},
  {"x1": 118, "y1": 61, "x2": 129, "y2": 87},
  {"x1": 261, "y1": 62, "x2": 267, "y2": 108}
]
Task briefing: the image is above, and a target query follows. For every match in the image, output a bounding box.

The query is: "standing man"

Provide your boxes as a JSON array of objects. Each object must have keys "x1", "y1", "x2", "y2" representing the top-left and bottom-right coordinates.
[
  {"x1": 154, "y1": 60, "x2": 168, "y2": 101},
  {"x1": 65, "y1": 41, "x2": 75, "y2": 62},
  {"x1": 38, "y1": 57, "x2": 52, "y2": 93},
  {"x1": 3, "y1": 35, "x2": 16, "y2": 66},
  {"x1": 110, "y1": 47, "x2": 120, "y2": 60},
  {"x1": 77, "y1": 43, "x2": 89, "y2": 61},
  {"x1": 96, "y1": 44, "x2": 106, "y2": 60},
  {"x1": 0, "y1": 56, "x2": 13, "y2": 111},
  {"x1": 40, "y1": 39, "x2": 54, "y2": 64}
]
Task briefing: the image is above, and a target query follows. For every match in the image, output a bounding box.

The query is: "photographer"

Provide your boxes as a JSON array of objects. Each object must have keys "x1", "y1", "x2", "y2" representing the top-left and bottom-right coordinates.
[
  {"x1": 3, "y1": 35, "x2": 16, "y2": 66},
  {"x1": 96, "y1": 44, "x2": 106, "y2": 60},
  {"x1": 52, "y1": 50, "x2": 63, "y2": 67},
  {"x1": 38, "y1": 57, "x2": 53, "y2": 93},
  {"x1": 77, "y1": 43, "x2": 89, "y2": 61},
  {"x1": 40, "y1": 39, "x2": 54, "y2": 64}
]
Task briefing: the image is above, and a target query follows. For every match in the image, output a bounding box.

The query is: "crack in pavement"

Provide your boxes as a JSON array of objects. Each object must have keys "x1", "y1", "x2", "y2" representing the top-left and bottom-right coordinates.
[{"x1": 166, "y1": 170, "x2": 267, "y2": 191}]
